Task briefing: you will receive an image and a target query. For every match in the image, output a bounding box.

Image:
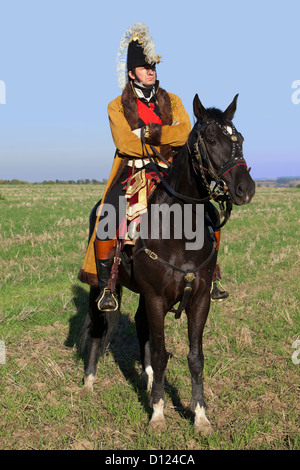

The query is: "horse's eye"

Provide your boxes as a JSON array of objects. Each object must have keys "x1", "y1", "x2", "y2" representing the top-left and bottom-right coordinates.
[{"x1": 207, "y1": 138, "x2": 216, "y2": 146}]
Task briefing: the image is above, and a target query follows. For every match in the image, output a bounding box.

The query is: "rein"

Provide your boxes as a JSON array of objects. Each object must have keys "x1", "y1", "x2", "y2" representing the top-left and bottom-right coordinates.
[
  {"x1": 143, "y1": 116, "x2": 245, "y2": 229},
  {"x1": 143, "y1": 143, "x2": 212, "y2": 204}
]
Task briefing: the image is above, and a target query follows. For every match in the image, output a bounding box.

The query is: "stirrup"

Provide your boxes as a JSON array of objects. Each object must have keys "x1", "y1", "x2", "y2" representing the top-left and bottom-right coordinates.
[
  {"x1": 96, "y1": 288, "x2": 118, "y2": 312},
  {"x1": 211, "y1": 281, "x2": 229, "y2": 302}
]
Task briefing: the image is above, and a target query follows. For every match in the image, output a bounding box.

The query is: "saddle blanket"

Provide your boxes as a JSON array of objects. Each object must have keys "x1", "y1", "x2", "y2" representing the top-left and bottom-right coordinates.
[{"x1": 118, "y1": 168, "x2": 163, "y2": 245}]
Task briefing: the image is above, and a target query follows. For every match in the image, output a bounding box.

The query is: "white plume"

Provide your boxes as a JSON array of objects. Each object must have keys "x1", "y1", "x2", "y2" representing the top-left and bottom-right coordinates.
[{"x1": 116, "y1": 22, "x2": 161, "y2": 90}]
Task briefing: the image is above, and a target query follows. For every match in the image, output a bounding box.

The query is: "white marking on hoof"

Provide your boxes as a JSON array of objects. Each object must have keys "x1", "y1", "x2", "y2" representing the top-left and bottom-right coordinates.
[
  {"x1": 80, "y1": 374, "x2": 95, "y2": 396},
  {"x1": 194, "y1": 405, "x2": 212, "y2": 435},
  {"x1": 142, "y1": 365, "x2": 153, "y2": 392},
  {"x1": 149, "y1": 399, "x2": 166, "y2": 432}
]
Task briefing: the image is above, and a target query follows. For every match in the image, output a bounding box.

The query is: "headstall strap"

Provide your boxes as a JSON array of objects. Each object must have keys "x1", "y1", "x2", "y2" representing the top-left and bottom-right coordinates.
[
  {"x1": 214, "y1": 121, "x2": 247, "y2": 178},
  {"x1": 193, "y1": 124, "x2": 227, "y2": 201},
  {"x1": 193, "y1": 119, "x2": 248, "y2": 228}
]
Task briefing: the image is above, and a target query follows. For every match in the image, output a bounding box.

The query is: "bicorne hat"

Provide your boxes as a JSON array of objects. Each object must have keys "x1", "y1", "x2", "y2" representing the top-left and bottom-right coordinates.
[{"x1": 117, "y1": 22, "x2": 161, "y2": 90}]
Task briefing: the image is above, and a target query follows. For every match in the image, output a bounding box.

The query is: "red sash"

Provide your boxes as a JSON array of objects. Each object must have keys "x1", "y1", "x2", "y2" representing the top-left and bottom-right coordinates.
[{"x1": 136, "y1": 99, "x2": 162, "y2": 125}]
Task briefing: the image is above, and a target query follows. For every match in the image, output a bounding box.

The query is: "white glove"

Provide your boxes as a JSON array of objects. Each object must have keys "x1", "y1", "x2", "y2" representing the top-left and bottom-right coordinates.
[{"x1": 132, "y1": 128, "x2": 142, "y2": 138}]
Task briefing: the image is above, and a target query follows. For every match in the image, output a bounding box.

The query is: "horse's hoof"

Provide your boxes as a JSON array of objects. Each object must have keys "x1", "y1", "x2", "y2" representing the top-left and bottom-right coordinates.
[
  {"x1": 149, "y1": 398, "x2": 166, "y2": 432},
  {"x1": 194, "y1": 405, "x2": 212, "y2": 435},
  {"x1": 149, "y1": 417, "x2": 167, "y2": 433},
  {"x1": 80, "y1": 374, "x2": 95, "y2": 397},
  {"x1": 80, "y1": 385, "x2": 93, "y2": 398},
  {"x1": 194, "y1": 419, "x2": 213, "y2": 435}
]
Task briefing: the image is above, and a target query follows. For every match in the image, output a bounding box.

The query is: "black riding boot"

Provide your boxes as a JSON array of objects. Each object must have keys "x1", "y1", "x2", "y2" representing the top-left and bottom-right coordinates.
[
  {"x1": 211, "y1": 263, "x2": 229, "y2": 301},
  {"x1": 211, "y1": 281, "x2": 229, "y2": 301},
  {"x1": 95, "y1": 258, "x2": 118, "y2": 312}
]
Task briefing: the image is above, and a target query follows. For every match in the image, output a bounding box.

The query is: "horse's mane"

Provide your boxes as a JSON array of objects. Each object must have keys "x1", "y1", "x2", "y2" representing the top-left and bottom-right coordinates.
[
  {"x1": 191, "y1": 106, "x2": 227, "y2": 133},
  {"x1": 206, "y1": 107, "x2": 227, "y2": 125}
]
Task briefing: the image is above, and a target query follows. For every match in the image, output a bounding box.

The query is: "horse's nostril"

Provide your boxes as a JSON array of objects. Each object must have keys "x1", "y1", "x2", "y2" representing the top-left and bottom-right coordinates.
[{"x1": 236, "y1": 183, "x2": 246, "y2": 197}]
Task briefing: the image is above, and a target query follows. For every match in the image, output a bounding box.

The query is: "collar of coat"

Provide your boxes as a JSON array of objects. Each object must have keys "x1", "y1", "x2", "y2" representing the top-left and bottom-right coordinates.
[
  {"x1": 132, "y1": 80, "x2": 159, "y2": 101},
  {"x1": 121, "y1": 80, "x2": 173, "y2": 130}
]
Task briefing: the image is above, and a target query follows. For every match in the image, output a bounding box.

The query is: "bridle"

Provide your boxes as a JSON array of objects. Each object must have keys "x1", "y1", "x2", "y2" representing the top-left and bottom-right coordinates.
[
  {"x1": 189, "y1": 119, "x2": 248, "y2": 228},
  {"x1": 192, "y1": 119, "x2": 247, "y2": 196},
  {"x1": 144, "y1": 119, "x2": 248, "y2": 228}
]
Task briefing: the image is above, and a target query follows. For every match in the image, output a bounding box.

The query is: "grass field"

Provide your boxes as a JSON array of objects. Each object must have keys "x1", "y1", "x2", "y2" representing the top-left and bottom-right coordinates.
[{"x1": 0, "y1": 184, "x2": 299, "y2": 450}]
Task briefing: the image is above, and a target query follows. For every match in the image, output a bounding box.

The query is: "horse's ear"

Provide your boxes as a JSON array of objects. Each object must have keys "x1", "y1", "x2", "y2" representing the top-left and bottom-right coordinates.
[
  {"x1": 193, "y1": 94, "x2": 208, "y2": 123},
  {"x1": 224, "y1": 94, "x2": 239, "y2": 121}
]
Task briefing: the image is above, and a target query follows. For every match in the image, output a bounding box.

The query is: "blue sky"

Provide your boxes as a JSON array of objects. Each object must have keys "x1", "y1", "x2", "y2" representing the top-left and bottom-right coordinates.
[{"x1": 0, "y1": 0, "x2": 299, "y2": 182}]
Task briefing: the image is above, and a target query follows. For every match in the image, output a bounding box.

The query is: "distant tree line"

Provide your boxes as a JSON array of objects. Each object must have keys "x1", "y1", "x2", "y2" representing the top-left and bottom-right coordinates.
[
  {"x1": 275, "y1": 177, "x2": 298, "y2": 185},
  {"x1": 255, "y1": 176, "x2": 300, "y2": 188},
  {"x1": 1, "y1": 176, "x2": 299, "y2": 188},
  {"x1": 0, "y1": 178, "x2": 108, "y2": 185}
]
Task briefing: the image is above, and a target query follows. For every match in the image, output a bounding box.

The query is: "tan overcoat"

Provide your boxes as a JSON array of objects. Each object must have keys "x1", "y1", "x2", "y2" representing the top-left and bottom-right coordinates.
[{"x1": 78, "y1": 83, "x2": 191, "y2": 286}]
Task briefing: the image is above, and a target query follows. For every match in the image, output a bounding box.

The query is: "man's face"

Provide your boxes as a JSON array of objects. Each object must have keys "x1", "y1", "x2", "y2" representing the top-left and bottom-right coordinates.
[{"x1": 129, "y1": 65, "x2": 156, "y2": 87}]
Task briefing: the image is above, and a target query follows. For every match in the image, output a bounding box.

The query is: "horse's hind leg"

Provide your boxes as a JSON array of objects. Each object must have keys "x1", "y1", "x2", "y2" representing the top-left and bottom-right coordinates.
[
  {"x1": 135, "y1": 295, "x2": 153, "y2": 391},
  {"x1": 81, "y1": 285, "x2": 121, "y2": 395},
  {"x1": 186, "y1": 291, "x2": 213, "y2": 435},
  {"x1": 82, "y1": 337, "x2": 101, "y2": 394},
  {"x1": 81, "y1": 286, "x2": 108, "y2": 395}
]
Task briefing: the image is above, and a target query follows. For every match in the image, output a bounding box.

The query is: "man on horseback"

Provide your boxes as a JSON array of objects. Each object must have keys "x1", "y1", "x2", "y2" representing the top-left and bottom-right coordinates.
[{"x1": 78, "y1": 22, "x2": 228, "y2": 311}]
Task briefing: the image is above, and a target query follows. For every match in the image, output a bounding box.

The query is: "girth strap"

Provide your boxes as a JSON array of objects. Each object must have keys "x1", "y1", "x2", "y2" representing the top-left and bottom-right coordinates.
[{"x1": 135, "y1": 237, "x2": 217, "y2": 319}]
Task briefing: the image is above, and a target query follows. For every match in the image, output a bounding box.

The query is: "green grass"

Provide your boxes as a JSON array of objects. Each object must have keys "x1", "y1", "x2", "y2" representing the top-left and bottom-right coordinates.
[{"x1": 0, "y1": 184, "x2": 299, "y2": 450}]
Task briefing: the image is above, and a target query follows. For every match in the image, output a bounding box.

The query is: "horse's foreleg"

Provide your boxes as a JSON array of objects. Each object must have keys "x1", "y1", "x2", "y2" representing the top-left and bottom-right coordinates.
[
  {"x1": 186, "y1": 290, "x2": 212, "y2": 435},
  {"x1": 146, "y1": 298, "x2": 169, "y2": 432},
  {"x1": 135, "y1": 295, "x2": 153, "y2": 391}
]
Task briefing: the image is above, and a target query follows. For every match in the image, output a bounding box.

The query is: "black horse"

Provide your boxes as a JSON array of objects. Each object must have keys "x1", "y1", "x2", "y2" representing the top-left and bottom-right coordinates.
[{"x1": 80, "y1": 94, "x2": 255, "y2": 433}]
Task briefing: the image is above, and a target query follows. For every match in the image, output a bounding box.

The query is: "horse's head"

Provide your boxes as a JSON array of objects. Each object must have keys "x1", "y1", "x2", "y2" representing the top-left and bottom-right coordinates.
[{"x1": 193, "y1": 94, "x2": 255, "y2": 205}]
